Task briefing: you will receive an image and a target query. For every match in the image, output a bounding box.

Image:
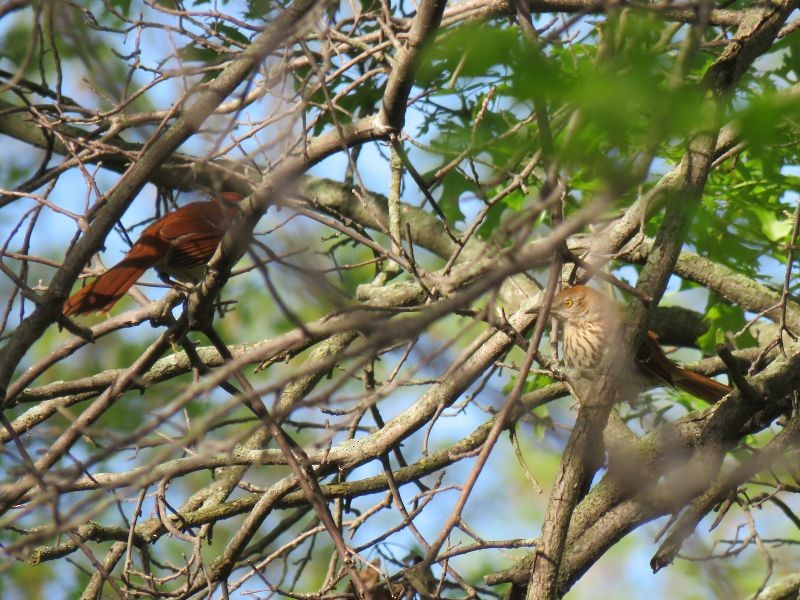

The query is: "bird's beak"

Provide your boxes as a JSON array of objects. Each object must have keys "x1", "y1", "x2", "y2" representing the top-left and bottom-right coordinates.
[{"x1": 521, "y1": 292, "x2": 545, "y2": 316}]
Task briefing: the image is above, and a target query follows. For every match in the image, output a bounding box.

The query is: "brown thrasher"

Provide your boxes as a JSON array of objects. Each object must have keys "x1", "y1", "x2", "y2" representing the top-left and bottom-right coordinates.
[
  {"x1": 530, "y1": 285, "x2": 732, "y2": 403},
  {"x1": 63, "y1": 192, "x2": 243, "y2": 316}
]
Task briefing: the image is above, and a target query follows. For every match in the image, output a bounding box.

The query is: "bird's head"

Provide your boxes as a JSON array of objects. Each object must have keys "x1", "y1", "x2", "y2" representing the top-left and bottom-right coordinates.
[{"x1": 526, "y1": 285, "x2": 610, "y2": 325}]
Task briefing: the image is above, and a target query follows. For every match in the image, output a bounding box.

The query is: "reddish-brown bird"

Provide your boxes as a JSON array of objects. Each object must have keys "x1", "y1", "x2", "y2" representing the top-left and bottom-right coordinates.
[
  {"x1": 530, "y1": 285, "x2": 731, "y2": 403},
  {"x1": 63, "y1": 192, "x2": 243, "y2": 316}
]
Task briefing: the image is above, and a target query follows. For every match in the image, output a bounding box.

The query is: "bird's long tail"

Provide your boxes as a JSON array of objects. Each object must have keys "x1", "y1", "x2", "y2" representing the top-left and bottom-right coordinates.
[
  {"x1": 672, "y1": 367, "x2": 732, "y2": 404},
  {"x1": 63, "y1": 244, "x2": 161, "y2": 315},
  {"x1": 637, "y1": 331, "x2": 732, "y2": 404}
]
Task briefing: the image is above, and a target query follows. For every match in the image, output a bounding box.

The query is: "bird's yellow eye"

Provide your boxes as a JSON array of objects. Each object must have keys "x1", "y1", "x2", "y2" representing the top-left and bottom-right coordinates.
[{"x1": 563, "y1": 298, "x2": 573, "y2": 307}]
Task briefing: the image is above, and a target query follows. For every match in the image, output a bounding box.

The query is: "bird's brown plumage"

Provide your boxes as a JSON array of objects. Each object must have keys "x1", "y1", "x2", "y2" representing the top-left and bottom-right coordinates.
[
  {"x1": 539, "y1": 285, "x2": 731, "y2": 403},
  {"x1": 63, "y1": 192, "x2": 243, "y2": 316}
]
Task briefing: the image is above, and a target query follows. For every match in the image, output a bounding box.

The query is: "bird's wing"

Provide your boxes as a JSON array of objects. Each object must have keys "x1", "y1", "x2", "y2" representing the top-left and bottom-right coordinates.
[
  {"x1": 636, "y1": 330, "x2": 676, "y2": 385},
  {"x1": 157, "y1": 202, "x2": 228, "y2": 271}
]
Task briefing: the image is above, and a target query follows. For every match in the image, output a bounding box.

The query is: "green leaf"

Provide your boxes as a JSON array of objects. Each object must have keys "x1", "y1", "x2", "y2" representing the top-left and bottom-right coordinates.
[
  {"x1": 434, "y1": 169, "x2": 470, "y2": 223},
  {"x1": 697, "y1": 296, "x2": 756, "y2": 355},
  {"x1": 756, "y1": 208, "x2": 793, "y2": 242},
  {"x1": 244, "y1": 0, "x2": 272, "y2": 19},
  {"x1": 177, "y1": 43, "x2": 223, "y2": 64},
  {"x1": 477, "y1": 189, "x2": 526, "y2": 240},
  {"x1": 109, "y1": 0, "x2": 132, "y2": 14},
  {"x1": 215, "y1": 23, "x2": 251, "y2": 46}
]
